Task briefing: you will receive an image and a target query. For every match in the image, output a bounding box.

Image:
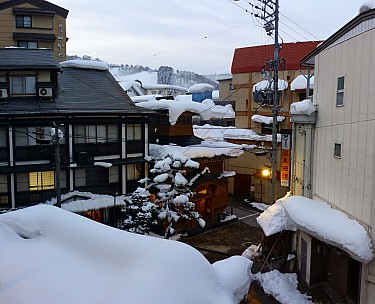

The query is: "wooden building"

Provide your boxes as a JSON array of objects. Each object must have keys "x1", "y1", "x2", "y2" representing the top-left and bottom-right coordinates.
[{"x1": 0, "y1": 48, "x2": 152, "y2": 218}]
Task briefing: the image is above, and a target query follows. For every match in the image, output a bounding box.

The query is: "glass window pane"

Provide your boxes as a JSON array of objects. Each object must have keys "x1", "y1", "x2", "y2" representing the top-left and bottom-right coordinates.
[
  {"x1": 336, "y1": 92, "x2": 344, "y2": 106},
  {"x1": 0, "y1": 175, "x2": 7, "y2": 192},
  {"x1": 0, "y1": 128, "x2": 6, "y2": 146},
  {"x1": 127, "y1": 124, "x2": 134, "y2": 140},
  {"x1": 10, "y1": 77, "x2": 24, "y2": 94},
  {"x1": 74, "y1": 125, "x2": 85, "y2": 144},
  {"x1": 24, "y1": 16, "x2": 32, "y2": 27},
  {"x1": 337, "y1": 76, "x2": 345, "y2": 90},
  {"x1": 75, "y1": 169, "x2": 86, "y2": 187},
  {"x1": 108, "y1": 125, "x2": 118, "y2": 142},
  {"x1": 97, "y1": 125, "x2": 106, "y2": 143},
  {"x1": 28, "y1": 41, "x2": 37, "y2": 48},
  {"x1": 87, "y1": 125, "x2": 96, "y2": 143},
  {"x1": 134, "y1": 124, "x2": 142, "y2": 140},
  {"x1": 15, "y1": 127, "x2": 29, "y2": 146},
  {"x1": 25, "y1": 77, "x2": 36, "y2": 94},
  {"x1": 17, "y1": 173, "x2": 29, "y2": 191},
  {"x1": 109, "y1": 166, "x2": 119, "y2": 183}
]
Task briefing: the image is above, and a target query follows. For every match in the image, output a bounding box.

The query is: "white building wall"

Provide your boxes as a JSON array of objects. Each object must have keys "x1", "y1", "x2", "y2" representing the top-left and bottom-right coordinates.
[{"x1": 313, "y1": 27, "x2": 375, "y2": 303}]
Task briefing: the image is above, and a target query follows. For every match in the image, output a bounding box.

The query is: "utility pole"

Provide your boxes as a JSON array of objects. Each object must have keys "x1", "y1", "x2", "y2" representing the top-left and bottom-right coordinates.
[
  {"x1": 270, "y1": 0, "x2": 279, "y2": 203},
  {"x1": 257, "y1": 0, "x2": 280, "y2": 203},
  {"x1": 54, "y1": 123, "x2": 61, "y2": 208}
]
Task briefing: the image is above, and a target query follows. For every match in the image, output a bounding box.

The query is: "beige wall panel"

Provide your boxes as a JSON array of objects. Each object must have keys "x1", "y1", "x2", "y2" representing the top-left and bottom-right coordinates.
[
  {"x1": 33, "y1": 16, "x2": 53, "y2": 29},
  {"x1": 235, "y1": 116, "x2": 248, "y2": 129}
]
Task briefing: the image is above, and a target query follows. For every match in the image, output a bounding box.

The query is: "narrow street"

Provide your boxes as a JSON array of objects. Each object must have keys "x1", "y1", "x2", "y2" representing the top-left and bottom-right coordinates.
[{"x1": 181, "y1": 196, "x2": 280, "y2": 304}]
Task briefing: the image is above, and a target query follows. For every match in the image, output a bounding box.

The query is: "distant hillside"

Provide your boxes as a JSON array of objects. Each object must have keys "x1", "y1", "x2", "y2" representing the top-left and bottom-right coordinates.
[{"x1": 66, "y1": 55, "x2": 218, "y2": 89}]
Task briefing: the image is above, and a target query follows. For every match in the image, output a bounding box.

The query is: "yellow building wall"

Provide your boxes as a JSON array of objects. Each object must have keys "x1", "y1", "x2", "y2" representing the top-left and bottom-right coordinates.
[{"x1": 0, "y1": 3, "x2": 67, "y2": 61}]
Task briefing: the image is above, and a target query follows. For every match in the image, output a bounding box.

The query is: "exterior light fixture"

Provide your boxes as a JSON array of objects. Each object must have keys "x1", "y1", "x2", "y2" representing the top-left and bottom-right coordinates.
[{"x1": 262, "y1": 168, "x2": 271, "y2": 178}]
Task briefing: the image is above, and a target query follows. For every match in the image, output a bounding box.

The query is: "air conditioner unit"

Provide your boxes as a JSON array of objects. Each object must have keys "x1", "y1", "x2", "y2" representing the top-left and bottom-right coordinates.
[
  {"x1": 38, "y1": 87, "x2": 53, "y2": 98},
  {"x1": 0, "y1": 88, "x2": 8, "y2": 99}
]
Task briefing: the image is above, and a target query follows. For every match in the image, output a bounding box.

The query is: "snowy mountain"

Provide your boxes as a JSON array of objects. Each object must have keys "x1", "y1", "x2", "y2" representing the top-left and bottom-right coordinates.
[{"x1": 66, "y1": 55, "x2": 218, "y2": 89}]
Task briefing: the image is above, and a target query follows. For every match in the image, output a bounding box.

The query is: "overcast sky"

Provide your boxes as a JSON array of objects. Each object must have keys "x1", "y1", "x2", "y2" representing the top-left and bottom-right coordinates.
[{"x1": 53, "y1": 0, "x2": 369, "y2": 75}]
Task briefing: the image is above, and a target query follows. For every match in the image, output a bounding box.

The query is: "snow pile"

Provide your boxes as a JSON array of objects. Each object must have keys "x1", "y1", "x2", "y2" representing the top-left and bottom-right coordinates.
[
  {"x1": 60, "y1": 60, "x2": 109, "y2": 71},
  {"x1": 255, "y1": 270, "x2": 313, "y2": 304},
  {"x1": 213, "y1": 256, "x2": 253, "y2": 303},
  {"x1": 290, "y1": 75, "x2": 314, "y2": 91},
  {"x1": 252, "y1": 79, "x2": 288, "y2": 92},
  {"x1": 257, "y1": 200, "x2": 297, "y2": 236},
  {"x1": 250, "y1": 202, "x2": 270, "y2": 212},
  {"x1": 359, "y1": 1, "x2": 375, "y2": 13},
  {"x1": 0, "y1": 205, "x2": 253, "y2": 304},
  {"x1": 242, "y1": 244, "x2": 261, "y2": 260},
  {"x1": 189, "y1": 83, "x2": 214, "y2": 93},
  {"x1": 136, "y1": 97, "x2": 234, "y2": 125},
  {"x1": 290, "y1": 99, "x2": 316, "y2": 115},
  {"x1": 251, "y1": 114, "x2": 285, "y2": 125},
  {"x1": 194, "y1": 124, "x2": 225, "y2": 142},
  {"x1": 283, "y1": 196, "x2": 374, "y2": 263}
]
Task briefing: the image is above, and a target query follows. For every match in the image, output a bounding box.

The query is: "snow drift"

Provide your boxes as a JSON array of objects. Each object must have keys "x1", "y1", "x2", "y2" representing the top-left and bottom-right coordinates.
[{"x1": 0, "y1": 205, "x2": 252, "y2": 304}]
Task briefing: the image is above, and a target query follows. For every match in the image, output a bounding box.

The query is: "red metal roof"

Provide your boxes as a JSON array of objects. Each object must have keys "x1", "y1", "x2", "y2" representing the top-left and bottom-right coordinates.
[{"x1": 231, "y1": 41, "x2": 322, "y2": 74}]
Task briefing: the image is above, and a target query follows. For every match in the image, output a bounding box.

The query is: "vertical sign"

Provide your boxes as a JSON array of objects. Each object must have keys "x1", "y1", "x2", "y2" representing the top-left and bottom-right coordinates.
[{"x1": 281, "y1": 133, "x2": 291, "y2": 187}]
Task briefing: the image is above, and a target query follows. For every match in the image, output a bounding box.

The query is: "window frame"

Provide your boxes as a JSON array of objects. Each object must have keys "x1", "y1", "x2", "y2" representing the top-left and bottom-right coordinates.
[
  {"x1": 334, "y1": 143, "x2": 342, "y2": 158},
  {"x1": 18, "y1": 41, "x2": 38, "y2": 48},
  {"x1": 336, "y1": 76, "x2": 345, "y2": 106},
  {"x1": 9, "y1": 76, "x2": 36, "y2": 95},
  {"x1": 16, "y1": 15, "x2": 32, "y2": 28}
]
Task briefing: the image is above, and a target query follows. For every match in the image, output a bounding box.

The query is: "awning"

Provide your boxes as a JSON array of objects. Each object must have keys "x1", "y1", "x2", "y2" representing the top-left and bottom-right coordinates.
[{"x1": 257, "y1": 195, "x2": 374, "y2": 264}]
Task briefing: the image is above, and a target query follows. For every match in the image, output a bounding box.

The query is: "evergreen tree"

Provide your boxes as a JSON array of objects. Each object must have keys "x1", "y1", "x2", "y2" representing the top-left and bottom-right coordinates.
[
  {"x1": 121, "y1": 187, "x2": 157, "y2": 235},
  {"x1": 148, "y1": 154, "x2": 207, "y2": 238}
]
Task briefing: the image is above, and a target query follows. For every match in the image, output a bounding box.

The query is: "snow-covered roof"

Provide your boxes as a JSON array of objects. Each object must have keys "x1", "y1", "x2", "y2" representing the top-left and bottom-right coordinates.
[
  {"x1": 131, "y1": 95, "x2": 163, "y2": 103},
  {"x1": 290, "y1": 99, "x2": 316, "y2": 115},
  {"x1": 189, "y1": 83, "x2": 214, "y2": 93},
  {"x1": 142, "y1": 84, "x2": 188, "y2": 92},
  {"x1": 60, "y1": 60, "x2": 109, "y2": 71},
  {"x1": 251, "y1": 115, "x2": 285, "y2": 125},
  {"x1": 136, "y1": 97, "x2": 235, "y2": 125},
  {"x1": 45, "y1": 191, "x2": 126, "y2": 212},
  {"x1": 193, "y1": 125, "x2": 281, "y2": 143},
  {"x1": 257, "y1": 195, "x2": 374, "y2": 263},
  {"x1": 0, "y1": 205, "x2": 253, "y2": 304},
  {"x1": 290, "y1": 75, "x2": 314, "y2": 91},
  {"x1": 149, "y1": 142, "x2": 244, "y2": 160},
  {"x1": 216, "y1": 69, "x2": 232, "y2": 81},
  {"x1": 252, "y1": 79, "x2": 288, "y2": 93}
]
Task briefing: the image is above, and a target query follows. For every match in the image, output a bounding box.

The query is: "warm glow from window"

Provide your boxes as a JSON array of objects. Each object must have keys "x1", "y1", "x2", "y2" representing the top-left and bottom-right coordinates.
[{"x1": 29, "y1": 171, "x2": 54, "y2": 191}]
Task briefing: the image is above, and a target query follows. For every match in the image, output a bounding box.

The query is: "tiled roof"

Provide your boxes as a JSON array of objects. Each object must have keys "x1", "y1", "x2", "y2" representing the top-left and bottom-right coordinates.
[
  {"x1": 0, "y1": 48, "x2": 60, "y2": 70},
  {"x1": 231, "y1": 41, "x2": 322, "y2": 74}
]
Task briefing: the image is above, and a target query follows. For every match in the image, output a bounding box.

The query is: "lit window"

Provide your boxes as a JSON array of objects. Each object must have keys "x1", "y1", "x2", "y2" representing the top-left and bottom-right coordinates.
[
  {"x1": 0, "y1": 174, "x2": 8, "y2": 205},
  {"x1": 10, "y1": 76, "x2": 36, "y2": 95},
  {"x1": 29, "y1": 171, "x2": 54, "y2": 191},
  {"x1": 334, "y1": 143, "x2": 342, "y2": 158},
  {"x1": 126, "y1": 163, "x2": 142, "y2": 181},
  {"x1": 16, "y1": 15, "x2": 32, "y2": 28},
  {"x1": 336, "y1": 76, "x2": 345, "y2": 106}
]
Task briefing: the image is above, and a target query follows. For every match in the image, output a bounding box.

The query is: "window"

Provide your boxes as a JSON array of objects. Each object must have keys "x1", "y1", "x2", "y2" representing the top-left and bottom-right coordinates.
[
  {"x1": 336, "y1": 76, "x2": 345, "y2": 106},
  {"x1": 0, "y1": 175, "x2": 8, "y2": 205},
  {"x1": 18, "y1": 41, "x2": 38, "y2": 48},
  {"x1": 334, "y1": 143, "x2": 342, "y2": 158},
  {"x1": 74, "y1": 125, "x2": 119, "y2": 144},
  {"x1": 16, "y1": 15, "x2": 32, "y2": 28},
  {"x1": 15, "y1": 126, "x2": 53, "y2": 146},
  {"x1": 10, "y1": 76, "x2": 36, "y2": 95},
  {"x1": 126, "y1": 124, "x2": 142, "y2": 140},
  {"x1": 109, "y1": 166, "x2": 119, "y2": 183},
  {"x1": 29, "y1": 171, "x2": 54, "y2": 191},
  {"x1": 127, "y1": 163, "x2": 142, "y2": 181},
  {"x1": 230, "y1": 84, "x2": 235, "y2": 90}
]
